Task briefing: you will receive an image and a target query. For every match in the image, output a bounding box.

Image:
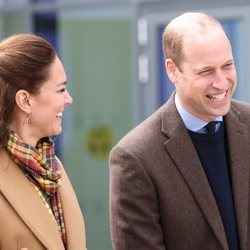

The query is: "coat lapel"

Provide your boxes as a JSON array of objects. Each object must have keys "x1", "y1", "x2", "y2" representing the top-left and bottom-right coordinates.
[
  {"x1": 225, "y1": 108, "x2": 249, "y2": 250},
  {"x1": 161, "y1": 97, "x2": 228, "y2": 249},
  {"x1": 59, "y1": 167, "x2": 86, "y2": 250},
  {"x1": 0, "y1": 150, "x2": 65, "y2": 250}
]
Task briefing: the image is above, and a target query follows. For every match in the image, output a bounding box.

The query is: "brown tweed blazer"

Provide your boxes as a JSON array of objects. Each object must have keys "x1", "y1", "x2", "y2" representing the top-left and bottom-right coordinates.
[
  {"x1": 0, "y1": 150, "x2": 86, "y2": 250},
  {"x1": 109, "y1": 94, "x2": 250, "y2": 250}
]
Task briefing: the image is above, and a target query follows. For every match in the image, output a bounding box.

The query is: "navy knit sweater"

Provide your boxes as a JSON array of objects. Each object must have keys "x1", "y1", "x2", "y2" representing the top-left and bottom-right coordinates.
[{"x1": 188, "y1": 123, "x2": 239, "y2": 250}]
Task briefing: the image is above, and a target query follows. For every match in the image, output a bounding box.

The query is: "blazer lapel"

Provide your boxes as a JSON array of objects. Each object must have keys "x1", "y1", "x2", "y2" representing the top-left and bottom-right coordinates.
[
  {"x1": 225, "y1": 108, "x2": 249, "y2": 250},
  {"x1": 161, "y1": 97, "x2": 228, "y2": 249},
  {"x1": 0, "y1": 150, "x2": 65, "y2": 250}
]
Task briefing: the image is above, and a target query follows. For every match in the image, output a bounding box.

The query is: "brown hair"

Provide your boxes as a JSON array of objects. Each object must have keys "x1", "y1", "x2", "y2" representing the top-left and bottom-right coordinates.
[
  {"x1": 0, "y1": 33, "x2": 56, "y2": 146},
  {"x1": 162, "y1": 12, "x2": 223, "y2": 70}
]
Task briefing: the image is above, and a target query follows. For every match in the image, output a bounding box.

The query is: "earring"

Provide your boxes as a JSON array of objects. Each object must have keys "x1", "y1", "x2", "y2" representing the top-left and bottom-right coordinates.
[{"x1": 23, "y1": 112, "x2": 31, "y2": 126}]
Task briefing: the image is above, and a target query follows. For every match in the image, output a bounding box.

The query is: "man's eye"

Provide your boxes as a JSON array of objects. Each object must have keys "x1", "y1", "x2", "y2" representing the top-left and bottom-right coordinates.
[
  {"x1": 224, "y1": 63, "x2": 233, "y2": 68},
  {"x1": 199, "y1": 69, "x2": 211, "y2": 75}
]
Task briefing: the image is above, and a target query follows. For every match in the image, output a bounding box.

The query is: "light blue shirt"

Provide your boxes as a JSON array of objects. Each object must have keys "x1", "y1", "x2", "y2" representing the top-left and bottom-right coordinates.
[{"x1": 174, "y1": 94, "x2": 223, "y2": 133}]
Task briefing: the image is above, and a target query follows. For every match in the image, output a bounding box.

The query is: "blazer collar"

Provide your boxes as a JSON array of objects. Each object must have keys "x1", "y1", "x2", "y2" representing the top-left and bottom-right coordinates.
[
  {"x1": 161, "y1": 96, "x2": 249, "y2": 250},
  {"x1": 0, "y1": 150, "x2": 65, "y2": 249},
  {"x1": 224, "y1": 104, "x2": 249, "y2": 250}
]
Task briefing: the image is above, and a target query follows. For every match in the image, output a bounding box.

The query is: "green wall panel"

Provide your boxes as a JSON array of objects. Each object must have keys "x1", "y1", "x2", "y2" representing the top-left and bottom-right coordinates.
[{"x1": 59, "y1": 18, "x2": 132, "y2": 250}]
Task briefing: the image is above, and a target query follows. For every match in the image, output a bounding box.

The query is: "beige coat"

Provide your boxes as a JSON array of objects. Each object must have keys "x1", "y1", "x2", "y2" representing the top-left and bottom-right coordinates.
[
  {"x1": 0, "y1": 149, "x2": 86, "y2": 250},
  {"x1": 109, "y1": 94, "x2": 250, "y2": 250}
]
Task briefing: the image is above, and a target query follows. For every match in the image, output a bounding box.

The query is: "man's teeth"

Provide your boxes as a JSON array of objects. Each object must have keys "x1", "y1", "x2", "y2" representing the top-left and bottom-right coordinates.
[{"x1": 208, "y1": 92, "x2": 226, "y2": 101}]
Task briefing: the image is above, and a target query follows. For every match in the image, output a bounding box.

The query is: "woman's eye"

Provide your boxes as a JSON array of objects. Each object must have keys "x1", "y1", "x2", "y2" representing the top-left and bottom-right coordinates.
[{"x1": 59, "y1": 88, "x2": 66, "y2": 93}]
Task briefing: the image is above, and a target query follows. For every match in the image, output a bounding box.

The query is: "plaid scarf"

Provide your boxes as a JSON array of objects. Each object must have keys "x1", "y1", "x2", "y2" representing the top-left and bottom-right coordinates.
[{"x1": 6, "y1": 131, "x2": 67, "y2": 247}]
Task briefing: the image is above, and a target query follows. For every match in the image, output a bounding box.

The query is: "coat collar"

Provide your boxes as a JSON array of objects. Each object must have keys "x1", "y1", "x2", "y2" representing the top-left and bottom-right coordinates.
[
  {"x1": 58, "y1": 160, "x2": 86, "y2": 249},
  {"x1": 161, "y1": 95, "x2": 249, "y2": 250},
  {"x1": 0, "y1": 149, "x2": 65, "y2": 249},
  {"x1": 0, "y1": 150, "x2": 86, "y2": 250}
]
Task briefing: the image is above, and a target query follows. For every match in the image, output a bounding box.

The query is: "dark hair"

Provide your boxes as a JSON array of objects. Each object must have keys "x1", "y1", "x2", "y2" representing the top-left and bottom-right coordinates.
[{"x1": 0, "y1": 33, "x2": 56, "y2": 146}]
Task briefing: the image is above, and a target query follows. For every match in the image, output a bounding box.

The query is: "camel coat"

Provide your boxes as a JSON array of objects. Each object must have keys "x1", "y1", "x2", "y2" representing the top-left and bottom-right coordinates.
[
  {"x1": 109, "y1": 94, "x2": 250, "y2": 250},
  {"x1": 0, "y1": 149, "x2": 86, "y2": 250}
]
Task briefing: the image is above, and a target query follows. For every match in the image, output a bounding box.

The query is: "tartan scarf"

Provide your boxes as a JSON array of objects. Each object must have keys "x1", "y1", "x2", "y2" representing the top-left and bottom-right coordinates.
[{"x1": 6, "y1": 131, "x2": 67, "y2": 247}]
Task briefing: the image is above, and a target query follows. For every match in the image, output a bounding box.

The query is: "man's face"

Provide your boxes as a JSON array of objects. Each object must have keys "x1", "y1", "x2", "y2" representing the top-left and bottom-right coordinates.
[{"x1": 171, "y1": 26, "x2": 237, "y2": 122}]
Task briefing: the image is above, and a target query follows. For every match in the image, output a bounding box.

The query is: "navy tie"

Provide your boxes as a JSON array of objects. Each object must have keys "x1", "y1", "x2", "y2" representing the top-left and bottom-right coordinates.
[{"x1": 206, "y1": 121, "x2": 218, "y2": 134}]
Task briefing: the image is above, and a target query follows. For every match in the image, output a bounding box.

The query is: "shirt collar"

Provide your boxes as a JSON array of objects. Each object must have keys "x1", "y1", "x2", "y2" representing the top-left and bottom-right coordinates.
[{"x1": 174, "y1": 94, "x2": 223, "y2": 132}]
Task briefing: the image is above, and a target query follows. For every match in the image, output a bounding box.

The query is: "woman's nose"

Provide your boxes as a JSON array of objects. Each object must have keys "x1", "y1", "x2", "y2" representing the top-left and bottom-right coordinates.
[{"x1": 65, "y1": 91, "x2": 73, "y2": 105}]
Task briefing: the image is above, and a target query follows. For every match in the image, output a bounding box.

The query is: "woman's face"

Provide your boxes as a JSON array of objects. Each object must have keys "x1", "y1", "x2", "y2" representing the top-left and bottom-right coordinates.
[{"x1": 29, "y1": 56, "x2": 73, "y2": 140}]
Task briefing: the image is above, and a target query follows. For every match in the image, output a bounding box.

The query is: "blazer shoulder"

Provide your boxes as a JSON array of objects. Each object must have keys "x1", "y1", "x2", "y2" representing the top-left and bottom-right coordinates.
[
  {"x1": 110, "y1": 101, "x2": 180, "y2": 165},
  {"x1": 115, "y1": 96, "x2": 178, "y2": 148},
  {"x1": 231, "y1": 99, "x2": 250, "y2": 121},
  {"x1": 116, "y1": 106, "x2": 164, "y2": 148},
  {"x1": 231, "y1": 99, "x2": 250, "y2": 111}
]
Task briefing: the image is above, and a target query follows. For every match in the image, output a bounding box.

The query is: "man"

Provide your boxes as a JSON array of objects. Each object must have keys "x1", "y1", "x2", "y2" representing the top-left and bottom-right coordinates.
[{"x1": 109, "y1": 11, "x2": 250, "y2": 250}]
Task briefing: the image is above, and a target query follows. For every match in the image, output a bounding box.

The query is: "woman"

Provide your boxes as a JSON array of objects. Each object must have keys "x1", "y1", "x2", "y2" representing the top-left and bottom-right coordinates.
[{"x1": 0, "y1": 34, "x2": 86, "y2": 249}]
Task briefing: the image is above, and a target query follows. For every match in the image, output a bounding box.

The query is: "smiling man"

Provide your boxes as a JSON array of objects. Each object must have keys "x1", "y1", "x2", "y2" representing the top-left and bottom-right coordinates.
[{"x1": 109, "y1": 12, "x2": 250, "y2": 250}]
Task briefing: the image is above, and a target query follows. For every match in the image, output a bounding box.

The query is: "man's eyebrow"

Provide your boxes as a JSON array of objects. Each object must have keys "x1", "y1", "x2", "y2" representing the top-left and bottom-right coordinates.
[{"x1": 224, "y1": 59, "x2": 234, "y2": 64}]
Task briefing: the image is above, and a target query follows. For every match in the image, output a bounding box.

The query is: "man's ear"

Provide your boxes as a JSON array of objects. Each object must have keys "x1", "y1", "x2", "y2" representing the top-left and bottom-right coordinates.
[
  {"x1": 15, "y1": 90, "x2": 32, "y2": 113},
  {"x1": 165, "y1": 58, "x2": 178, "y2": 83}
]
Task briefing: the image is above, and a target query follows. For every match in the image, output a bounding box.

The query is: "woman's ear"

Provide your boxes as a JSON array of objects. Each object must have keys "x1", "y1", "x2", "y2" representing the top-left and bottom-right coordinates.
[
  {"x1": 15, "y1": 90, "x2": 32, "y2": 113},
  {"x1": 165, "y1": 58, "x2": 178, "y2": 83}
]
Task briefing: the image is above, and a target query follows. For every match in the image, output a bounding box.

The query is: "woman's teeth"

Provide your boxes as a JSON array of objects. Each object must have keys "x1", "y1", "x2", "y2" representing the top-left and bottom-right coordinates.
[{"x1": 56, "y1": 112, "x2": 63, "y2": 118}]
